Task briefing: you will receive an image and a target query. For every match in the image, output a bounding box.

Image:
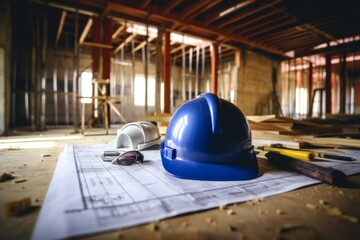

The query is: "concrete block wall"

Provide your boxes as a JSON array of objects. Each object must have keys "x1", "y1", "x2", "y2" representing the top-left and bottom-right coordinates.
[{"x1": 236, "y1": 50, "x2": 280, "y2": 115}]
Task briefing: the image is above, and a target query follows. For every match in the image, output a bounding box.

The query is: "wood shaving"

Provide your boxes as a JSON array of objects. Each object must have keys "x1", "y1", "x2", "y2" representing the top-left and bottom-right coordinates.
[
  {"x1": 0, "y1": 173, "x2": 13, "y2": 182},
  {"x1": 338, "y1": 190, "x2": 344, "y2": 195},
  {"x1": 342, "y1": 215, "x2": 358, "y2": 224},
  {"x1": 278, "y1": 224, "x2": 304, "y2": 233},
  {"x1": 327, "y1": 207, "x2": 358, "y2": 223},
  {"x1": 276, "y1": 209, "x2": 284, "y2": 215},
  {"x1": 327, "y1": 207, "x2": 342, "y2": 217},
  {"x1": 206, "y1": 217, "x2": 213, "y2": 223},
  {"x1": 306, "y1": 203, "x2": 317, "y2": 209},
  {"x1": 182, "y1": 221, "x2": 189, "y2": 227},
  {"x1": 14, "y1": 179, "x2": 27, "y2": 183},
  {"x1": 3, "y1": 197, "x2": 32, "y2": 217},
  {"x1": 219, "y1": 204, "x2": 228, "y2": 210},
  {"x1": 319, "y1": 199, "x2": 328, "y2": 205},
  {"x1": 227, "y1": 209, "x2": 236, "y2": 215},
  {"x1": 247, "y1": 198, "x2": 264, "y2": 205},
  {"x1": 228, "y1": 225, "x2": 238, "y2": 232},
  {"x1": 148, "y1": 223, "x2": 159, "y2": 232}
]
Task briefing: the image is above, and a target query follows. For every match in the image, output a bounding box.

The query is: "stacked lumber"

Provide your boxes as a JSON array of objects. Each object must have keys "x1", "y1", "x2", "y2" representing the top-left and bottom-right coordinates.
[
  {"x1": 250, "y1": 115, "x2": 360, "y2": 149},
  {"x1": 248, "y1": 115, "x2": 341, "y2": 135}
]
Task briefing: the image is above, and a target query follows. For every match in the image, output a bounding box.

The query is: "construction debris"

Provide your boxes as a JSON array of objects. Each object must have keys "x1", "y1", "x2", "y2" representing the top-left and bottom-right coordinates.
[
  {"x1": 0, "y1": 172, "x2": 13, "y2": 182},
  {"x1": 219, "y1": 204, "x2": 228, "y2": 210},
  {"x1": 327, "y1": 207, "x2": 358, "y2": 223},
  {"x1": 319, "y1": 199, "x2": 329, "y2": 205},
  {"x1": 278, "y1": 224, "x2": 304, "y2": 233},
  {"x1": 276, "y1": 209, "x2": 284, "y2": 215},
  {"x1": 227, "y1": 209, "x2": 236, "y2": 215},
  {"x1": 306, "y1": 203, "x2": 318, "y2": 210},
  {"x1": 3, "y1": 197, "x2": 33, "y2": 217},
  {"x1": 14, "y1": 179, "x2": 27, "y2": 184},
  {"x1": 228, "y1": 225, "x2": 238, "y2": 232},
  {"x1": 148, "y1": 223, "x2": 159, "y2": 232}
]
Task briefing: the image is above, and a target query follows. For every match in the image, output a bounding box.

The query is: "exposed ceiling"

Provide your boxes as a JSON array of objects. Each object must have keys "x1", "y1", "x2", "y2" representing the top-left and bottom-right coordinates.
[{"x1": 32, "y1": 0, "x2": 360, "y2": 59}]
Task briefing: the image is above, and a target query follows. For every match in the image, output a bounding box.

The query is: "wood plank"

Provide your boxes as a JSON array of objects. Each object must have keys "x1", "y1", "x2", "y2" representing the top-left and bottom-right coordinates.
[
  {"x1": 79, "y1": 18, "x2": 93, "y2": 43},
  {"x1": 55, "y1": 11, "x2": 67, "y2": 46}
]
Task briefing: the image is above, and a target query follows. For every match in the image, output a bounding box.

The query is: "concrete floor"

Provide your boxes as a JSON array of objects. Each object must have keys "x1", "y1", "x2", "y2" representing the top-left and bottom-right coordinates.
[{"x1": 1, "y1": 128, "x2": 360, "y2": 240}]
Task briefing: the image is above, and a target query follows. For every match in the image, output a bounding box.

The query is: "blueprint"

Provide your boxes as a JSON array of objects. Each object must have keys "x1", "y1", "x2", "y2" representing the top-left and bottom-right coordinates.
[{"x1": 32, "y1": 144, "x2": 360, "y2": 239}]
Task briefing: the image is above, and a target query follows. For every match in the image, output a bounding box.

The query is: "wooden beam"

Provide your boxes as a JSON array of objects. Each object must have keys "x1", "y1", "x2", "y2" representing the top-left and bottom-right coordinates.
[
  {"x1": 56, "y1": 11, "x2": 67, "y2": 46},
  {"x1": 132, "y1": 36, "x2": 155, "y2": 53},
  {"x1": 325, "y1": 54, "x2": 332, "y2": 114},
  {"x1": 171, "y1": 45, "x2": 184, "y2": 54},
  {"x1": 179, "y1": 0, "x2": 220, "y2": 20},
  {"x1": 211, "y1": 43, "x2": 218, "y2": 94},
  {"x1": 202, "y1": 1, "x2": 243, "y2": 26},
  {"x1": 228, "y1": 7, "x2": 286, "y2": 32},
  {"x1": 307, "y1": 61, "x2": 313, "y2": 118},
  {"x1": 81, "y1": 41, "x2": 113, "y2": 49},
  {"x1": 114, "y1": 33, "x2": 137, "y2": 53},
  {"x1": 79, "y1": 18, "x2": 93, "y2": 44},
  {"x1": 217, "y1": 0, "x2": 280, "y2": 29},
  {"x1": 163, "y1": 31, "x2": 171, "y2": 113},
  {"x1": 246, "y1": 17, "x2": 296, "y2": 39},
  {"x1": 106, "y1": 2, "x2": 286, "y2": 56},
  {"x1": 141, "y1": 0, "x2": 152, "y2": 9},
  {"x1": 163, "y1": 0, "x2": 183, "y2": 14},
  {"x1": 111, "y1": 24, "x2": 125, "y2": 39},
  {"x1": 304, "y1": 24, "x2": 337, "y2": 41}
]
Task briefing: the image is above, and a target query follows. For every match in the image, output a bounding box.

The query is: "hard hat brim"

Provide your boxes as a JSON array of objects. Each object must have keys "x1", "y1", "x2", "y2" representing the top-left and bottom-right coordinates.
[{"x1": 161, "y1": 151, "x2": 258, "y2": 181}]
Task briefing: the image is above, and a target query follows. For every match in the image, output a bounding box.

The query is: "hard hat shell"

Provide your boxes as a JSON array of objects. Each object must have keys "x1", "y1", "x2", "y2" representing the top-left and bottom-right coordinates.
[
  {"x1": 160, "y1": 93, "x2": 258, "y2": 181},
  {"x1": 116, "y1": 121, "x2": 162, "y2": 150}
]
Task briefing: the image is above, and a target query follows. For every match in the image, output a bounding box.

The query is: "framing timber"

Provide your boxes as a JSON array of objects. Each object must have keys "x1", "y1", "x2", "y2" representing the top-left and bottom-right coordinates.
[
  {"x1": 211, "y1": 43, "x2": 218, "y2": 94},
  {"x1": 82, "y1": 42, "x2": 112, "y2": 49},
  {"x1": 56, "y1": 11, "x2": 66, "y2": 46},
  {"x1": 79, "y1": 17, "x2": 93, "y2": 43},
  {"x1": 162, "y1": 31, "x2": 171, "y2": 113},
  {"x1": 132, "y1": 36, "x2": 155, "y2": 53},
  {"x1": 104, "y1": 2, "x2": 286, "y2": 57},
  {"x1": 114, "y1": 33, "x2": 136, "y2": 53},
  {"x1": 112, "y1": 23, "x2": 125, "y2": 39}
]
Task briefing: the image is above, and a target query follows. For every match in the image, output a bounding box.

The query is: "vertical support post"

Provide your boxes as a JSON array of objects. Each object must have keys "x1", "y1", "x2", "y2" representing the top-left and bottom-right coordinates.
[
  {"x1": 339, "y1": 52, "x2": 346, "y2": 114},
  {"x1": 325, "y1": 54, "x2": 332, "y2": 114},
  {"x1": 103, "y1": 17, "x2": 112, "y2": 125},
  {"x1": 91, "y1": 17, "x2": 100, "y2": 125},
  {"x1": 195, "y1": 46, "x2": 200, "y2": 97},
  {"x1": 211, "y1": 42, "x2": 218, "y2": 95},
  {"x1": 144, "y1": 22, "x2": 149, "y2": 113},
  {"x1": 73, "y1": 4, "x2": 79, "y2": 131},
  {"x1": 307, "y1": 61, "x2": 313, "y2": 118},
  {"x1": 181, "y1": 36, "x2": 186, "y2": 101},
  {"x1": 53, "y1": 56, "x2": 58, "y2": 125},
  {"x1": 162, "y1": 31, "x2": 171, "y2": 113},
  {"x1": 39, "y1": 6, "x2": 47, "y2": 131},
  {"x1": 155, "y1": 27, "x2": 163, "y2": 112}
]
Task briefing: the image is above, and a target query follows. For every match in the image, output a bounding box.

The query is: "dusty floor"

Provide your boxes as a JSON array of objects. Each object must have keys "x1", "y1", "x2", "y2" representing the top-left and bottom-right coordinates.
[{"x1": 0, "y1": 128, "x2": 360, "y2": 240}]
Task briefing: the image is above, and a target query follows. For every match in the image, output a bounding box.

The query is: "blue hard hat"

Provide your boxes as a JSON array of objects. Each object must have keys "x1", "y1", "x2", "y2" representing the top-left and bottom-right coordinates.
[{"x1": 160, "y1": 93, "x2": 258, "y2": 181}]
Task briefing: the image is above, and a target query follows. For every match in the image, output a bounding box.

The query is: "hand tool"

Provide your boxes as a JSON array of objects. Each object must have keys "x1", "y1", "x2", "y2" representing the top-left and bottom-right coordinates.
[
  {"x1": 257, "y1": 146, "x2": 315, "y2": 161},
  {"x1": 265, "y1": 151, "x2": 347, "y2": 186}
]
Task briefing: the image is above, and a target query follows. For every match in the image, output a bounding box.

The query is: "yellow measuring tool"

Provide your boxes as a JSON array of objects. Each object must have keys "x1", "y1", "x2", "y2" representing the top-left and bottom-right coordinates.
[{"x1": 257, "y1": 146, "x2": 315, "y2": 161}]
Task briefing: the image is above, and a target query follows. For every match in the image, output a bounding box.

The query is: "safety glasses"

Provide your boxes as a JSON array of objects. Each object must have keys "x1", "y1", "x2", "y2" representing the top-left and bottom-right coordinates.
[
  {"x1": 101, "y1": 150, "x2": 144, "y2": 165},
  {"x1": 113, "y1": 151, "x2": 144, "y2": 165}
]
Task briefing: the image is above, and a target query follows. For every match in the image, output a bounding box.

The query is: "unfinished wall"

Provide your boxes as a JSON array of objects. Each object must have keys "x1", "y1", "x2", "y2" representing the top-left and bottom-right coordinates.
[
  {"x1": 236, "y1": 50, "x2": 280, "y2": 115},
  {"x1": 0, "y1": 0, "x2": 11, "y2": 135}
]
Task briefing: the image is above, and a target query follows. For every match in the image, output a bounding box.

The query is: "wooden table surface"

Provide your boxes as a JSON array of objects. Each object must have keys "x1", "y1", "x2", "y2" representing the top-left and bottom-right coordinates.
[{"x1": 1, "y1": 129, "x2": 359, "y2": 240}]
